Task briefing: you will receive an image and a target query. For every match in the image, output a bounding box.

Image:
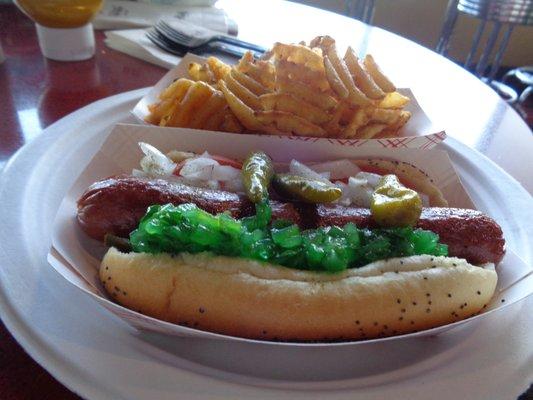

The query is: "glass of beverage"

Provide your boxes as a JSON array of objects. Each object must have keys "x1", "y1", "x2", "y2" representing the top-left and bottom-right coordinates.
[{"x1": 14, "y1": 0, "x2": 104, "y2": 61}]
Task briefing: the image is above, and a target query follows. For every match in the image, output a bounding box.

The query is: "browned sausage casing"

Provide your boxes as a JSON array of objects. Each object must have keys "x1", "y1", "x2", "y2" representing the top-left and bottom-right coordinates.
[
  {"x1": 312, "y1": 205, "x2": 505, "y2": 265},
  {"x1": 77, "y1": 176, "x2": 300, "y2": 240},
  {"x1": 77, "y1": 176, "x2": 505, "y2": 265}
]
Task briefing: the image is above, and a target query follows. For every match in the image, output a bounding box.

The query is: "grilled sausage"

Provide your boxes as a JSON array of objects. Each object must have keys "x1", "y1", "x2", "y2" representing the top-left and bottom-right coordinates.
[
  {"x1": 417, "y1": 207, "x2": 505, "y2": 265},
  {"x1": 313, "y1": 205, "x2": 505, "y2": 264},
  {"x1": 77, "y1": 176, "x2": 504, "y2": 264},
  {"x1": 77, "y1": 176, "x2": 300, "y2": 240}
]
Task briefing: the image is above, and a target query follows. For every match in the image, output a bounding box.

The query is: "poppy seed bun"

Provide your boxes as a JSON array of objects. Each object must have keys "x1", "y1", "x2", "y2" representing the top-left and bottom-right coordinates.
[{"x1": 100, "y1": 249, "x2": 496, "y2": 341}]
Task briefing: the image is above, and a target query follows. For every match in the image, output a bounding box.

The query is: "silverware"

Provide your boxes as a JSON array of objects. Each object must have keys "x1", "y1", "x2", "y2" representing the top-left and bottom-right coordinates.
[
  {"x1": 147, "y1": 27, "x2": 263, "y2": 59},
  {"x1": 146, "y1": 29, "x2": 186, "y2": 56},
  {"x1": 156, "y1": 20, "x2": 266, "y2": 54}
]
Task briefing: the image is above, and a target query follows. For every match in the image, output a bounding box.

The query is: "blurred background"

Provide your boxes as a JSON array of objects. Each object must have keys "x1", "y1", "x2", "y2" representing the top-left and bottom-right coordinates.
[
  {"x1": 2, "y1": 0, "x2": 531, "y2": 66},
  {"x1": 1, "y1": 0, "x2": 531, "y2": 125},
  {"x1": 296, "y1": 0, "x2": 532, "y2": 67}
]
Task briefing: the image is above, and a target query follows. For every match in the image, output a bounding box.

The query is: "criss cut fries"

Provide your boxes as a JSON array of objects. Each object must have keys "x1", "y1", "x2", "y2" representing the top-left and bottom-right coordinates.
[{"x1": 148, "y1": 36, "x2": 411, "y2": 138}]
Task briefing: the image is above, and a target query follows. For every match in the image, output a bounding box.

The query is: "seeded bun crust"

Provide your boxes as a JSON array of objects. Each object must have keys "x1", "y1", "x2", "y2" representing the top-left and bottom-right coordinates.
[{"x1": 100, "y1": 249, "x2": 496, "y2": 341}]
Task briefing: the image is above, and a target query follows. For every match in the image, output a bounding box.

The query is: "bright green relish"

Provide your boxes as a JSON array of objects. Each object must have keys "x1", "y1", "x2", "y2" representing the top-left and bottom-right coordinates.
[{"x1": 129, "y1": 203, "x2": 448, "y2": 272}]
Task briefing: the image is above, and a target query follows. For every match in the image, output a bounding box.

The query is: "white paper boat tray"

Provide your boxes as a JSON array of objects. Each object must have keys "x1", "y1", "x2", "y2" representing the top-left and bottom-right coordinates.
[
  {"x1": 131, "y1": 54, "x2": 447, "y2": 150},
  {"x1": 48, "y1": 123, "x2": 533, "y2": 347}
]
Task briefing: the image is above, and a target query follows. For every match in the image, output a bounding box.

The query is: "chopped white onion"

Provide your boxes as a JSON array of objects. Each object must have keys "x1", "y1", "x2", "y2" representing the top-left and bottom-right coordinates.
[
  {"x1": 289, "y1": 159, "x2": 331, "y2": 183},
  {"x1": 334, "y1": 176, "x2": 374, "y2": 207},
  {"x1": 309, "y1": 160, "x2": 361, "y2": 180},
  {"x1": 334, "y1": 181, "x2": 352, "y2": 206},
  {"x1": 179, "y1": 157, "x2": 218, "y2": 180},
  {"x1": 347, "y1": 177, "x2": 374, "y2": 207},
  {"x1": 133, "y1": 146, "x2": 247, "y2": 192},
  {"x1": 354, "y1": 171, "x2": 382, "y2": 188},
  {"x1": 212, "y1": 164, "x2": 242, "y2": 181},
  {"x1": 175, "y1": 154, "x2": 244, "y2": 192},
  {"x1": 138, "y1": 142, "x2": 176, "y2": 177}
]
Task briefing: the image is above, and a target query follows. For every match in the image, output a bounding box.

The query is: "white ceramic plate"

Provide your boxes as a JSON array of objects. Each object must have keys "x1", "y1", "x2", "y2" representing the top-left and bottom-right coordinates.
[{"x1": 0, "y1": 89, "x2": 531, "y2": 400}]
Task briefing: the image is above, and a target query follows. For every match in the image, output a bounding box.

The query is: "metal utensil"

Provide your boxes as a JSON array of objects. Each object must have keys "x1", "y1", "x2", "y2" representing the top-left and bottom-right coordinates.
[
  {"x1": 146, "y1": 28, "x2": 258, "y2": 59},
  {"x1": 157, "y1": 20, "x2": 266, "y2": 54},
  {"x1": 146, "y1": 29, "x2": 186, "y2": 56}
]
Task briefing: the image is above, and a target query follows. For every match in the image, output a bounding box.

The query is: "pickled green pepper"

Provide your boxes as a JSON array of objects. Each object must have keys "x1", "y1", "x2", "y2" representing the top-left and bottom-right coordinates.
[
  {"x1": 273, "y1": 174, "x2": 342, "y2": 203},
  {"x1": 241, "y1": 151, "x2": 274, "y2": 203},
  {"x1": 371, "y1": 174, "x2": 422, "y2": 227}
]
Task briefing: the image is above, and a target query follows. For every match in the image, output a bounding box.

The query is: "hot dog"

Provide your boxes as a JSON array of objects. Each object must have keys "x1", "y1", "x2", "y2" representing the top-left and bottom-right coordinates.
[
  {"x1": 77, "y1": 151, "x2": 504, "y2": 342},
  {"x1": 77, "y1": 175, "x2": 504, "y2": 265}
]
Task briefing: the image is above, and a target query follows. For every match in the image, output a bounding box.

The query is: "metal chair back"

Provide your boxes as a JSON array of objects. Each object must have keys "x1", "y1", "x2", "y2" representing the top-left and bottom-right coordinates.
[{"x1": 436, "y1": 0, "x2": 533, "y2": 81}]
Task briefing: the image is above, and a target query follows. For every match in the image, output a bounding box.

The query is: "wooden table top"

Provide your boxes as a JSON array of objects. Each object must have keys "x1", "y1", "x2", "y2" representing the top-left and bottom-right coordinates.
[
  {"x1": 0, "y1": 1, "x2": 531, "y2": 399},
  {"x1": 1, "y1": 6, "x2": 165, "y2": 398}
]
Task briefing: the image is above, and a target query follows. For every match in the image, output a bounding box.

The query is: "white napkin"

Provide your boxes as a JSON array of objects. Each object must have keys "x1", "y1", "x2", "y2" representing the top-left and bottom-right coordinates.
[
  {"x1": 101, "y1": 1, "x2": 239, "y2": 69},
  {"x1": 104, "y1": 23, "x2": 240, "y2": 69},
  {"x1": 104, "y1": 29, "x2": 181, "y2": 69},
  {"x1": 94, "y1": 1, "x2": 237, "y2": 34}
]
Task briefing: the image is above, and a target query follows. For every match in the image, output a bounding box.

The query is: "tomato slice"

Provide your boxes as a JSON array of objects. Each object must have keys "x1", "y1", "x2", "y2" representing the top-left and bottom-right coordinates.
[{"x1": 173, "y1": 154, "x2": 243, "y2": 176}]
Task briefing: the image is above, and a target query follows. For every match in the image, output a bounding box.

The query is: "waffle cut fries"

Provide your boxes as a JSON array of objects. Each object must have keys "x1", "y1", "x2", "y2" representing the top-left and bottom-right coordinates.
[{"x1": 147, "y1": 36, "x2": 411, "y2": 138}]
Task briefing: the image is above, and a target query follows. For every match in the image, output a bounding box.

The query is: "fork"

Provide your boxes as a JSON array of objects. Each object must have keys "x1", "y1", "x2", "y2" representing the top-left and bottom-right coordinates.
[
  {"x1": 146, "y1": 29, "x2": 187, "y2": 56},
  {"x1": 148, "y1": 27, "x2": 262, "y2": 59},
  {"x1": 157, "y1": 20, "x2": 266, "y2": 54}
]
